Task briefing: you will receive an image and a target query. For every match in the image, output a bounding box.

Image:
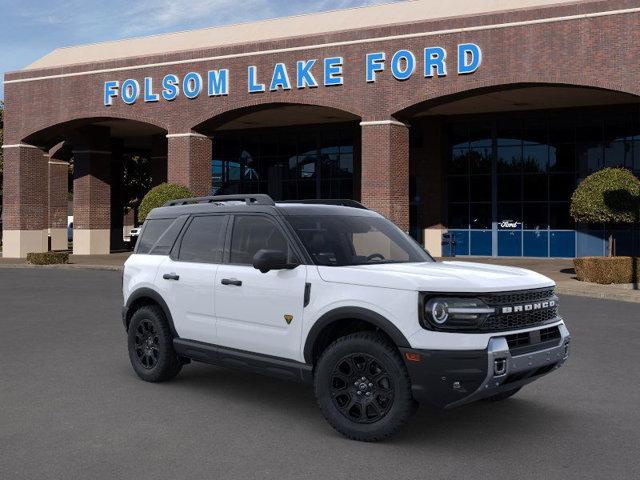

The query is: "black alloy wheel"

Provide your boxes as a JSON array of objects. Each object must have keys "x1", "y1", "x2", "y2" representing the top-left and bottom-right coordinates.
[
  {"x1": 330, "y1": 353, "x2": 395, "y2": 423},
  {"x1": 127, "y1": 305, "x2": 183, "y2": 382},
  {"x1": 133, "y1": 319, "x2": 160, "y2": 369},
  {"x1": 314, "y1": 332, "x2": 417, "y2": 442}
]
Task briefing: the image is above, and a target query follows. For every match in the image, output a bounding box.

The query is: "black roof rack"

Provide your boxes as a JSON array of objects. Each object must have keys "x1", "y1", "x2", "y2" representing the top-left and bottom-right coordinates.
[
  {"x1": 163, "y1": 194, "x2": 275, "y2": 207},
  {"x1": 278, "y1": 199, "x2": 368, "y2": 209}
]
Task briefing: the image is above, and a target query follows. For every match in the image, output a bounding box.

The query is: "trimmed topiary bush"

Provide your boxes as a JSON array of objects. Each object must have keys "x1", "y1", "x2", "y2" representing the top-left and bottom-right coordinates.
[
  {"x1": 138, "y1": 183, "x2": 194, "y2": 222},
  {"x1": 27, "y1": 251, "x2": 69, "y2": 265},
  {"x1": 574, "y1": 256, "x2": 639, "y2": 284},
  {"x1": 570, "y1": 168, "x2": 640, "y2": 224}
]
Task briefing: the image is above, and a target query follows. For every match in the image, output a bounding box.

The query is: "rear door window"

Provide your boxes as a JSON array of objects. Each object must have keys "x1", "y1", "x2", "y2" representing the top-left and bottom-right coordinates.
[
  {"x1": 177, "y1": 215, "x2": 228, "y2": 264},
  {"x1": 148, "y1": 215, "x2": 188, "y2": 255}
]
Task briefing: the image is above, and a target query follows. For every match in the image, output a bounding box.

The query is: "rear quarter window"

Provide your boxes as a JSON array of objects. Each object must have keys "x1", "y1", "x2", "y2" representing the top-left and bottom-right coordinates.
[{"x1": 136, "y1": 218, "x2": 176, "y2": 254}]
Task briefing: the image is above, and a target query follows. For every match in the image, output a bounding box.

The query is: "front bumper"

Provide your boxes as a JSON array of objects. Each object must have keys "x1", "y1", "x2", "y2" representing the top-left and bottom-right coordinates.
[{"x1": 400, "y1": 323, "x2": 571, "y2": 409}]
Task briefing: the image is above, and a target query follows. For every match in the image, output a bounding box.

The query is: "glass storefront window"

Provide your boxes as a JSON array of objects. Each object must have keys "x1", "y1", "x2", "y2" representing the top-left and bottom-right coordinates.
[
  {"x1": 445, "y1": 105, "x2": 639, "y2": 257},
  {"x1": 470, "y1": 203, "x2": 491, "y2": 229},
  {"x1": 497, "y1": 175, "x2": 521, "y2": 201},
  {"x1": 211, "y1": 123, "x2": 357, "y2": 200},
  {"x1": 497, "y1": 145, "x2": 522, "y2": 173},
  {"x1": 470, "y1": 175, "x2": 492, "y2": 202}
]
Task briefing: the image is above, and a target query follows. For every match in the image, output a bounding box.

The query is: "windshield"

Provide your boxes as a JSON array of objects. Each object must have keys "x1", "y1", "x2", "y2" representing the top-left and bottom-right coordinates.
[{"x1": 287, "y1": 215, "x2": 434, "y2": 266}]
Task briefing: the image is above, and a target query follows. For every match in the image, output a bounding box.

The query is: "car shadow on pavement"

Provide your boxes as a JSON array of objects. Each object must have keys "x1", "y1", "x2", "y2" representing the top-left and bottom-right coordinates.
[{"x1": 135, "y1": 362, "x2": 572, "y2": 444}]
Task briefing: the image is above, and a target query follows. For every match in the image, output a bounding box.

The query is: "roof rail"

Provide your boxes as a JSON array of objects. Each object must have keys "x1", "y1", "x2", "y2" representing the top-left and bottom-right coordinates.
[
  {"x1": 278, "y1": 199, "x2": 368, "y2": 209},
  {"x1": 163, "y1": 194, "x2": 275, "y2": 207}
]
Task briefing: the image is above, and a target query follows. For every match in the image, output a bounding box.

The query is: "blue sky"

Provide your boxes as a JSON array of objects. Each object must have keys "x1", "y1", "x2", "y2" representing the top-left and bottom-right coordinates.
[{"x1": 0, "y1": 0, "x2": 399, "y2": 100}]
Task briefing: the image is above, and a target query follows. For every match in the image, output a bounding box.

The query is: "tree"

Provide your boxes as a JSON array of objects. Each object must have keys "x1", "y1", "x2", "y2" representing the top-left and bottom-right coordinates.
[
  {"x1": 138, "y1": 183, "x2": 194, "y2": 222},
  {"x1": 121, "y1": 153, "x2": 152, "y2": 218},
  {"x1": 570, "y1": 167, "x2": 640, "y2": 255}
]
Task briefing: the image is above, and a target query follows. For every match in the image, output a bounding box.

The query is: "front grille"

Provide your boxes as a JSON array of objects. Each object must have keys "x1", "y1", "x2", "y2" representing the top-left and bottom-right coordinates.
[
  {"x1": 505, "y1": 326, "x2": 561, "y2": 355},
  {"x1": 478, "y1": 288, "x2": 559, "y2": 332},
  {"x1": 540, "y1": 325, "x2": 561, "y2": 342},
  {"x1": 506, "y1": 332, "x2": 530, "y2": 349},
  {"x1": 480, "y1": 288, "x2": 555, "y2": 306},
  {"x1": 481, "y1": 307, "x2": 558, "y2": 331}
]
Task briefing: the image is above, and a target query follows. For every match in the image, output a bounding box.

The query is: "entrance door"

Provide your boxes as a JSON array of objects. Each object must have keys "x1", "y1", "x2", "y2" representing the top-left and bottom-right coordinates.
[{"x1": 214, "y1": 214, "x2": 307, "y2": 361}]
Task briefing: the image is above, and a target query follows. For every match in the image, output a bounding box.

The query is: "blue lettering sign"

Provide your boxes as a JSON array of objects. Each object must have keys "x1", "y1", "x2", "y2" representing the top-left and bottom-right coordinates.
[
  {"x1": 104, "y1": 80, "x2": 119, "y2": 106},
  {"x1": 101, "y1": 45, "x2": 483, "y2": 105},
  {"x1": 121, "y1": 79, "x2": 140, "y2": 104},
  {"x1": 248, "y1": 66, "x2": 265, "y2": 93},
  {"x1": 270, "y1": 63, "x2": 292, "y2": 91},
  {"x1": 296, "y1": 59, "x2": 318, "y2": 89},
  {"x1": 390, "y1": 50, "x2": 415, "y2": 81},
  {"x1": 424, "y1": 47, "x2": 447, "y2": 77},
  {"x1": 457, "y1": 43, "x2": 482, "y2": 74},
  {"x1": 208, "y1": 69, "x2": 229, "y2": 96},
  {"x1": 366, "y1": 52, "x2": 385, "y2": 83},
  {"x1": 144, "y1": 77, "x2": 159, "y2": 102},
  {"x1": 324, "y1": 57, "x2": 343, "y2": 86},
  {"x1": 161, "y1": 74, "x2": 179, "y2": 101},
  {"x1": 183, "y1": 72, "x2": 203, "y2": 99}
]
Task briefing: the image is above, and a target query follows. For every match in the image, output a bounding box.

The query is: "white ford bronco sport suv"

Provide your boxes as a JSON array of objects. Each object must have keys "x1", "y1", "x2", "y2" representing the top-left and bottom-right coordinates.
[{"x1": 122, "y1": 194, "x2": 570, "y2": 441}]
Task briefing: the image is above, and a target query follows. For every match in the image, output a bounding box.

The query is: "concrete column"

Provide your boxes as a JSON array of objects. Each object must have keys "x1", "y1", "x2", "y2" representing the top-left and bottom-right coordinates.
[
  {"x1": 360, "y1": 120, "x2": 410, "y2": 232},
  {"x1": 73, "y1": 149, "x2": 112, "y2": 255},
  {"x1": 167, "y1": 133, "x2": 212, "y2": 196},
  {"x1": 48, "y1": 159, "x2": 69, "y2": 251},
  {"x1": 1, "y1": 144, "x2": 49, "y2": 258},
  {"x1": 151, "y1": 134, "x2": 168, "y2": 187}
]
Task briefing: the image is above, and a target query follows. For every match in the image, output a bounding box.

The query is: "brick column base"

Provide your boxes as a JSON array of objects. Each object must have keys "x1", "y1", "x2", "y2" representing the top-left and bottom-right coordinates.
[
  {"x1": 48, "y1": 159, "x2": 69, "y2": 251},
  {"x1": 167, "y1": 133, "x2": 212, "y2": 196},
  {"x1": 2, "y1": 144, "x2": 49, "y2": 258},
  {"x1": 360, "y1": 121, "x2": 410, "y2": 232}
]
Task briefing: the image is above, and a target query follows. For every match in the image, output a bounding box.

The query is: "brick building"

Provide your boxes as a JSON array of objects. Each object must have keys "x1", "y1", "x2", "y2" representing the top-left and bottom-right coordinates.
[{"x1": 3, "y1": 0, "x2": 640, "y2": 258}]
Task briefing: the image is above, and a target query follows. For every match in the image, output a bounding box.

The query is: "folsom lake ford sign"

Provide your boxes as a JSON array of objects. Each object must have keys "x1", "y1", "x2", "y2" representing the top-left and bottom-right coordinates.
[{"x1": 103, "y1": 43, "x2": 482, "y2": 106}]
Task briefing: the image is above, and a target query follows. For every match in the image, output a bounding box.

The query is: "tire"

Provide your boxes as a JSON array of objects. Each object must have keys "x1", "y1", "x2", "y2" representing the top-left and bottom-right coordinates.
[
  {"x1": 314, "y1": 332, "x2": 417, "y2": 442},
  {"x1": 482, "y1": 387, "x2": 522, "y2": 402},
  {"x1": 127, "y1": 305, "x2": 183, "y2": 382}
]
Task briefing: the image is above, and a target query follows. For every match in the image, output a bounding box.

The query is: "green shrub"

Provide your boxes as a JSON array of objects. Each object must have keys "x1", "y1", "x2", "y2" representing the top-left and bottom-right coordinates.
[
  {"x1": 138, "y1": 183, "x2": 194, "y2": 222},
  {"x1": 27, "y1": 251, "x2": 70, "y2": 265},
  {"x1": 570, "y1": 168, "x2": 640, "y2": 224},
  {"x1": 574, "y1": 256, "x2": 640, "y2": 284}
]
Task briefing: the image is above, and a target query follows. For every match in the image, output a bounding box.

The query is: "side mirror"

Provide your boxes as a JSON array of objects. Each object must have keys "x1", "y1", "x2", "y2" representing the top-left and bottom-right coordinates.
[{"x1": 252, "y1": 249, "x2": 297, "y2": 273}]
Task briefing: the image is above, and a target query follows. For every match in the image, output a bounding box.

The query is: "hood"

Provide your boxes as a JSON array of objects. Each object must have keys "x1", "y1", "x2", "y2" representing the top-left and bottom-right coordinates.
[{"x1": 317, "y1": 261, "x2": 554, "y2": 292}]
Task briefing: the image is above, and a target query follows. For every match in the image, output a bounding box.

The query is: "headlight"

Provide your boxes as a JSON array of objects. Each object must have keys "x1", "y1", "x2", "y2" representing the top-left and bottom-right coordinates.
[{"x1": 424, "y1": 297, "x2": 495, "y2": 330}]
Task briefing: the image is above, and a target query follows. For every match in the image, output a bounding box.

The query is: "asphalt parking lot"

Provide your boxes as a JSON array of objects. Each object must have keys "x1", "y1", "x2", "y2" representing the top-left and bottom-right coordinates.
[{"x1": 1, "y1": 268, "x2": 638, "y2": 480}]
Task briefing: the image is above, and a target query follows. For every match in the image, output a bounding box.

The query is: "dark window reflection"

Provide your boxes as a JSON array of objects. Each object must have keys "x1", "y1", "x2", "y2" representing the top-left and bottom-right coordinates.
[
  {"x1": 212, "y1": 124, "x2": 357, "y2": 200},
  {"x1": 497, "y1": 145, "x2": 522, "y2": 173},
  {"x1": 470, "y1": 203, "x2": 492, "y2": 229},
  {"x1": 446, "y1": 105, "x2": 639, "y2": 258}
]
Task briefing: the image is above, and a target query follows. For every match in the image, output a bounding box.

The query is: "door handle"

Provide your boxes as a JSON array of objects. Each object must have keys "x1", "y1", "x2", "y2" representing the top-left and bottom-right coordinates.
[
  {"x1": 221, "y1": 278, "x2": 242, "y2": 287},
  {"x1": 163, "y1": 273, "x2": 180, "y2": 281}
]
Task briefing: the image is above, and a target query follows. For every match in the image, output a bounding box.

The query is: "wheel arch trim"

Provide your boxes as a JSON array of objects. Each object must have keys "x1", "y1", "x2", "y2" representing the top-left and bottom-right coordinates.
[
  {"x1": 124, "y1": 287, "x2": 179, "y2": 338},
  {"x1": 303, "y1": 307, "x2": 411, "y2": 364}
]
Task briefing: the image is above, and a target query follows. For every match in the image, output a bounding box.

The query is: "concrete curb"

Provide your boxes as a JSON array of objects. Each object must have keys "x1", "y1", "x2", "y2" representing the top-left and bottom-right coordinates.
[
  {"x1": 555, "y1": 285, "x2": 640, "y2": 303},
  {"x1": 0, "y1": 263, "x2": 123, "y2": 272}
]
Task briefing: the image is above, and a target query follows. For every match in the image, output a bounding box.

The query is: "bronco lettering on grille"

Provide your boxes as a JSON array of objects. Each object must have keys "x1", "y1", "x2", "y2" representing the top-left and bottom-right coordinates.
[{"x1": 501, "y1": 300, "x2": 556, "y2": 314}]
